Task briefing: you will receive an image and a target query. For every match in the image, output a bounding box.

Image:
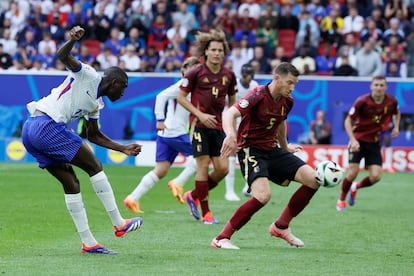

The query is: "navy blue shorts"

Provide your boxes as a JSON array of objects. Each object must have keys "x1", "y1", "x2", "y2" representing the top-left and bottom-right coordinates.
[
  {"x1": 22, "y1": 116, "x2": 82, "y2": 168},
  {"x1": 156, "y1": 134, "x2": 193, "y2": 163}
]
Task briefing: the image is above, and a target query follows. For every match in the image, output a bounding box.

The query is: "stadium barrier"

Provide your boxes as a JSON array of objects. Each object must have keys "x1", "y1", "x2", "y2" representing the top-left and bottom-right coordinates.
[
  {"x1": 0, "y1": 72, "x2": 413, "y2": 146},
  {"x1": 1, "y1": 138, "x2": 413, "y2": 172}
]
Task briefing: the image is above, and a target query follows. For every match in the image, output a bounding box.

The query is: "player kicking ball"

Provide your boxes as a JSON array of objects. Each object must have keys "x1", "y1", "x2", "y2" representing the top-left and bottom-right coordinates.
[{"x1": 21, "y1": 26, "x2": 143, "y2": 254}]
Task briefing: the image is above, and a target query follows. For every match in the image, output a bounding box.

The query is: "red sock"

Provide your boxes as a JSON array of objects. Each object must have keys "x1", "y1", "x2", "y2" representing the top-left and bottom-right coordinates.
[
  {"x1": 216, "y1": 197, "x2": 264, "y2": 240},
  {"x1": 357, "y1": 176, "x2": 373, "y2": 189},
  {"x1": 339, "y1": 177, "x2": 353, "y2": 201},
  {"x1": 194, "y1": 180, "x2": 210, "y2": 216},
  {"x1": 276, "y1": 185, "x2": 317, "y2": 229}
]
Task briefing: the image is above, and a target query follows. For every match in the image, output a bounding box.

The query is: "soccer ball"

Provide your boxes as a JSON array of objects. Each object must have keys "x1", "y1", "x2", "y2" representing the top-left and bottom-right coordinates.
[{"x1": 315, "y1": 160, "x2": 344, "y2": 188}]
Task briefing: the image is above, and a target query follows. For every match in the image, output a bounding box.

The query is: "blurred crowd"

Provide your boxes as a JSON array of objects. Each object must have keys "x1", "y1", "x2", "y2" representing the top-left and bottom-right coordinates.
[{"x1": 1, "y1": 0, "x2": 414, "y2": 78}]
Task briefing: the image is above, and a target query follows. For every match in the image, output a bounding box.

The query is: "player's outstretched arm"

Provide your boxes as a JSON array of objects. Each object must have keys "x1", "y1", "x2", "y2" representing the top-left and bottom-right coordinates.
[
  {"x1": 85, "y1": 120, "x2": 141, "y2": 156},
  {"x1": 57, "y1": 26, "x2": 84, "y2": 71}
]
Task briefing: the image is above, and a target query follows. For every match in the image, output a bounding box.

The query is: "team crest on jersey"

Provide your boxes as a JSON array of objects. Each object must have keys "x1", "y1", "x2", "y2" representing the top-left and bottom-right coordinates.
[
  {"x1": 182, "y1": 78, "x2": 189, "y2": 87},
  {"x1": 239, "y1": 99, "x2": 249, "y2": 108},
  {"x1": 202, "y1": 77, "x2": 209, "y2": 83},
  {"x1": 222, "y1": 76, "x2": 228, "y2": 85}
]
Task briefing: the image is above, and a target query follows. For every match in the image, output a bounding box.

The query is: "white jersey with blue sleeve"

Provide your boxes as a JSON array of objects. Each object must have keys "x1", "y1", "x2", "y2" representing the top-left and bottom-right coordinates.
[
  {"x1": 26, "y1": 63, "x2": 104, "y2": 124},
  {"x1": 154, "y1": 79, "x2": 190, "y2": 138},
  {"x1": 236, "y1": 78, "x2": 259, "y2": 102}
]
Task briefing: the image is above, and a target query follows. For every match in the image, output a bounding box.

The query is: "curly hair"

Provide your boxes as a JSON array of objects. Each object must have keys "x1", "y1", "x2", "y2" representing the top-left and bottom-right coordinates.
[{"x1": 195, "y1": 29, "x2": 230, "y2": 60}]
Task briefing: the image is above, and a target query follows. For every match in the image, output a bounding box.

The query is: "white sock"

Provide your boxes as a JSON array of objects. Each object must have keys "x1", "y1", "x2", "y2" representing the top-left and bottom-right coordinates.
[
  {"x1": 65, "y1": 193, "x2": 98, "y2": 247},
  {"x1": 225, "y1": 156, "x2": 236, "y2": 194},
  {"x1": 90, "y1": 171, "x2": 125, "y2": 227},
  {"x1": 129, "y1": 170, "x2": 159, "y2": 201},
  {"x1": 383, "y1": 147, "x2": 393, "y2": 169},
  {"x1": 242, "y1": 182, "x2": 250, "y2": 193},
  {"x1": 174, "y1": 155, "x2": 197, "y2": 187}
]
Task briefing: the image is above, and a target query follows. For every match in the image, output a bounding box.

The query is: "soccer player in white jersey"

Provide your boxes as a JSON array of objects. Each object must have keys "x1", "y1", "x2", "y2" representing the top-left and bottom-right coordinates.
[
  {"x1": 21, "y1": 26, "x2": 143, "y2": 255},
  {"x1": 225, "y1": 63, "x2": 259, "y2": 201},
  {"x1": 124, "y1": 57, "x2": 201, "y2": 213}
]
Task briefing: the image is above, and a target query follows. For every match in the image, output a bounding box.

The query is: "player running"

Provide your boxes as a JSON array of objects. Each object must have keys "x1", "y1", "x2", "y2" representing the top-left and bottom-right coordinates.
[
  {"x1": 124, "y1": 57, "x2": 201, "y2": 212},
  {"x1": 336, "y1": 76, "x2": 400, "y2": 211}
]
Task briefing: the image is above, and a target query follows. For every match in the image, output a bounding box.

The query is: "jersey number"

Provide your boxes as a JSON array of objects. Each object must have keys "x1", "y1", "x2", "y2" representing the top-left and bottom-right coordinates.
[
  {"x1": 266, "y1": 118, "x2": 276, "y2": 129},
  {"x1": 212, "y1": 87, "x2": 219, "y2": 98},
  {"x1": 193, "y1": 131, "x2": 202, "y2": 143}
]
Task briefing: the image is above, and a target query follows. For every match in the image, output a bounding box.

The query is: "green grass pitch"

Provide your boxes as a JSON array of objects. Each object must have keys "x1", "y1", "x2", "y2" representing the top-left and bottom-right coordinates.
[{"x1": 1, "y1": 162, "x2": 413, "y2": 275}]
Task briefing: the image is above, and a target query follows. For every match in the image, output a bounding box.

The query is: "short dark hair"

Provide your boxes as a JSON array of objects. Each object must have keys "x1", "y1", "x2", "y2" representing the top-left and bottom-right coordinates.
[
  {"x1": 274, "y1": 62, "x2": 300, "y2": 77},
  {"x1": 372, "y1": 75, "x2": 386, "y2": 82}
]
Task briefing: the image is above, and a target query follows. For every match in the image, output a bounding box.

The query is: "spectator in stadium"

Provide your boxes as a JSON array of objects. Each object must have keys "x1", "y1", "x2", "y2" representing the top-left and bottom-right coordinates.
[
  {"x1": 278, "y1": 3, "x2": 300, "y2": 33},
  {"x1": 256, "y1": 18, "x2": 278, "y2": 57},
  {"x1": 96, "y1": 46, "x2": 119, "y2": 70},
  {"x1": 0, "y1": 28, "x2": 18, "y2": 56},
  {"x1": 76, "y1": 44, "x2": 94, "y2": 65},
  {"x1": 248, "y1": 46, "x2": 271, "y2": 74},
  {"x1": 384, "y1": 0, "x2": 408, "y2": 20},
  {"x1": 140, "y1": 45, "x2": 160, "y2": 72},
  {"x1": 333, "y1": 53, "x2": 358, "y2": 76},
  {"x1": 305, "y1": 0, "x2": 327, "y2": 22},
  {"x1": 12, "y1": 45, "x2": 34, "y2": 70},
  {"x1": 44, "y1": 13, "x2": 67, "y2": 43},
  {"x1": 257, "y1": 1, "x2": 279, "y2": 29},
  {"x1": 38, "y1": 31, "x2": 57, "y2": 55},
  {"x1": 308, "y1": 110, "x2": 332, "y2": 144},
  {"x1": 359, "y1": 18, "x2": 384, "y2": 46},
  {"x1": 269, "y1": 46, "x2": 290, "y2": 70},
  {"x1": 104, "y1": 27, "x2": 123, "y2": 56},
  {"x1": 291, "y1": 45, "x2": 316, "y2": 75},
  {"x1": 124, "y1": 57, "x2": 201, "y2": 213},
  {"x1": 341, "y1": 6, "x2": 364, "y2": 36},
  {"x1": 320, "y1": 7, "x2": 344, "y2": 41},
  {"x1": 0, "y1": 43, "x2": 13, "y2": 69},
  {"x1": 119, "y1": 44, "x2": 141, "y2": 72},
  {"x1": 211, "y1": 62, "x2": 321, "y2": 250},
  {"x1": 172, "y1": 0, "x2": 198, "y2": 32},
  {"x1": 336, "y1": 44, "x2": 357, "y2": 68},
  {"x1": 196, "y1": 2, "x2": 215, "y2": 33},
  {"x1": 295, "y1": 10, "x2": 320, "y2": 49},
  {"x1": 227, "y1": 42, "x2": 252, "y2": 78},
  {"x1": 177, "y1": 29, "x2": 237, "y2": 225},
  {"x1": 147, "y1": 14, "x2": 169, "y2": 52},
  {"x1": 212, "y1": 3, "x2": 237, "y2": 40},
  {"x1": 365, "y1": 0, "x2": 385, "y2": 20},
  {"x1": 21, "y1": 25, "x2": 143, "y2": 254},
  {"x1": 355, "y1": 39, "x2": 383, "y2": 77},
  {"x1": 383, "y1": 17, "x2": 406, "y2": 47},
  {"x1": 126, "y1": 2, "x2": 152, "y2": 30},
  {"x1": 233, "y1": 21, "x2": 256, "y2": 48},
  {"x1": 121, "y1": 27, "x2": 147, "y2": 57},
  {"x1": 34, "y1": 44, "x2": 57, "y2": 69},
  {"x1": 336, "y1": 76, "x2": 400, "y2": 211},
  {"x1": 315, "y1": 43, "x2": 336, "y2": 75},
  {"x1": 90, "y1": 3, "x2": 112, "y2": 43},
  {"x1": 155, "y1": 43, "x2": 183, "y2": 73},
  {"x1": 4, "y1": 2, "x2": 26, "y2": 41},
  {"x1": 237, "y1": 0, "x2": 261, "y2": 20}
]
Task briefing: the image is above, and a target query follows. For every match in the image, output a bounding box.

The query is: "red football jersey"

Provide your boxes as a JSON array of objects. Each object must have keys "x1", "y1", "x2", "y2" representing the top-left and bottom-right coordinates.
[
  {"x1": 234, "y1": 84, "x2": 294, "y2": 150},
  {"x1": 180, "y1": 64, "x2": 237, "y2": 130},
  {"x1": 348, "y1": 93, "x2": 399, "y2": 143}
]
